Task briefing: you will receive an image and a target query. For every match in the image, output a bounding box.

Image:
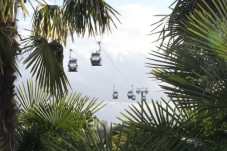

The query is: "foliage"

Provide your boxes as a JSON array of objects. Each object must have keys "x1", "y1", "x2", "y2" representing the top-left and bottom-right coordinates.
[
  {"x1": 149, "y1": 0, "x2": 227, "y2": 112},
  {"x1": 31, "y1": 0, "x2": 120, "y2": 44},
  {"x1": 117, "y1": 100, "x2": 215, "y2": 151},
  {"x1": 145, "y1": 0, "x2": 227, "y2": 150},
  {"x1": 21, "y1": 37, "x2": 69, "y2": 96},
  {"x1": 15, "y1": 80, "x2": 105, "y2": 150},
  {"x1": 0, "y1": 0, "x2": 27, "y2": 74}
]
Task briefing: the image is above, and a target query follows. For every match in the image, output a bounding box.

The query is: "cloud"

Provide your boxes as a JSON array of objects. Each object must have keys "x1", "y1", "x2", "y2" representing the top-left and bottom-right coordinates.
[{"x1": 102, "y1": 4, "x2": 161, "y2": 59}]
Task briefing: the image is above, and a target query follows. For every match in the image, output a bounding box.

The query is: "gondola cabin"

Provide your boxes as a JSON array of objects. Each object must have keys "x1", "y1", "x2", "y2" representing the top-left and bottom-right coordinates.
[
  {"x1": 90, "y1": 52, "x2": 102, "y2": 66},
  {"x1": 113, "y1": 91, "x2": 118, "y2": 99},
  {"x1": 68, "y1": 58, "x2": 78, "y2": 72},
  {"x1": 127, "y1": 90, "x2": 133, "y2": 99},
  {"x1": 132, "y1": 95, "x2": 136, "y2": 100}
]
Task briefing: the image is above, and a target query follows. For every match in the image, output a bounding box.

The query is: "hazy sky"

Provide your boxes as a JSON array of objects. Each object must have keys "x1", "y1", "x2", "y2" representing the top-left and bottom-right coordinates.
[{"x1": 17, "y1": 0, "x2": 174, "y2": 124}]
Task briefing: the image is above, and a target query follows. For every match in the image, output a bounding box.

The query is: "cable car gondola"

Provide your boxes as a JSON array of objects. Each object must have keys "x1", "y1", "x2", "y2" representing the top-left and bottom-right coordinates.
[
  {"x1": 127, "y1": 90, "x2": 133, "y2": 99},
  {"x1": 113, "y1": 86, "x2": 118, "y2": 99},
  {"x1": 90, "y1": 41, "x2": 102, "y2": 66},
  {"x1": 90, "y1": 52, "x2": 102, "y2": 66},
  {"x1": 68, "y1": 58, "x2": 78, "y2": 72},
  {"x1": 68, "y1": 49, "x2": 78, "y2": 72},
  {"x1": 113, "y1": 91, "x2": 118, "y2": 99},
  {"x1": 132, "y1": 94, "x2": 136, "y2": 100},
  {"x1": 128, "y1": 85, "x2": 136, "y2": 100}
]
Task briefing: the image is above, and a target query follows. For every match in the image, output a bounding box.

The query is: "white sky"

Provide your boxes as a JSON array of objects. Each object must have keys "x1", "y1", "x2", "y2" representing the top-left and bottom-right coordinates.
[{"x1": 17, "y1": 0, "x2": 174, "y2": 124}]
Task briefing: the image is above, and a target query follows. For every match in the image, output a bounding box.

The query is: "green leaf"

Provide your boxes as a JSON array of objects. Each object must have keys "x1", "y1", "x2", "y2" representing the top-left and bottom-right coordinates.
[{"x1": 22, "y1": 36, "x2": 70, "y2": 96}]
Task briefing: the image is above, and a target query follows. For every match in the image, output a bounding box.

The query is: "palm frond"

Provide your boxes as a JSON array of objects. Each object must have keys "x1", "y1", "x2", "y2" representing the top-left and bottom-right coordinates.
[
  {"x1": 119, "y1": 128, "x2": 208, "y2": 151},
  {"x1": 17, "y1": 0, "x2": 29, "y2": 16},
  {"x1": 31, "y1": 0, "x2": 120, "y2": 45},
  {"x1": 148, "y1": 0, "x2": 227, "y2": 149},
  {"x1": 120, "y1": 100, "x2": 190, "y2": 127},
  {"x1": 16, "y1": 79, "x2": 50, "y2": 114},
  {"x1": 42, "y1": 123, "x2": 114, "y2": 151},
  {"x1": 62, "y1": 0, "x2": 120, "y2": 38},
  {"x1": 22, "y1": 36, "x2": 70, "y2": 96},
  {"x1": 149, "y1": 0, "x2": 227, "y2": 110},
  {"x1": 31, "y1": 3, "x2": 67, "y2": 44},
  {"x1": 0, "y1": 0, "x2": 17, "y2": 23},
  {"x1": 185, "y1": 0, "x2": 227, "y2": 60},
  {"x1": 16, "y1": 80, "x2": 105, "y2": 150},
  {"x1": 151, "y1": 0, "x2": 223, "y2": 50},
  {"x1": 118, "y1": 99, "x2": 222, "y2": 150},
  {"x1": 33, "y1": 93, "x2": 104, "y2": 130}
]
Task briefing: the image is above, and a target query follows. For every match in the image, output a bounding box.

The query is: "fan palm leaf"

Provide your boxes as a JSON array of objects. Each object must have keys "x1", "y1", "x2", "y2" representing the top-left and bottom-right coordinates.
[
  {"x1": 42, "y1": 123, "x2": 115, "y2": 151},
  {"x1": 16, "y1": 80, "x2": 105, "y2": 150},
  {"x1": 148, "y1": 0, "x2": 227, "y2": 149},
  {"x1": 62, "y1": 0, "x2": 120, "y2": 38},
  {"x1": 185, "y1": 0, "x2": 227, "y2": 60},
  {"x1": 21, "y1": 36, "x2": 70, "y2": 96},
  {"x1": 117, "y1": 100, "x2": 218, "y2": 151},
  {"x1": 151, "y1": 0, "x2": 219, "y2": 49},
  {"x1": 32, "y1": 2, "x2": 68, "y2": 44},
  {"x1": 0, "y1": 0, "x2": 28, "y2": 24},
  {"x1": 16, "y1": 79, "x2": 50, "y2": 114},
  {"x1": 149, "y1": 0, "x2": 227, "y2": 110},
  {"x1": 31, "y1": 0, "x2": 120, "y2": 45}
]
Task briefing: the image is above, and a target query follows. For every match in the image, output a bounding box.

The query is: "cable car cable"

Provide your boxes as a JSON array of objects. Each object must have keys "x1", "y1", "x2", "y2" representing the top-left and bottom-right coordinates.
[
  {"x1": 111, "y1": 35, "x2": 145, "y2": 86},
  {"x1": 101, "y1": 48, "x2": 131, "y2": 85},
  {"x1": 94, "y1": 38, "x2": 131, "y2": 86},
  {"x1": 94, "y1": 39, "x2": 142, "y2": 100},
  {"x1": 92, "y1": 39, "x2": 146, "y2": 100},
  {"x1": 110, "y1": 35, "x2": 154, "y2": 101}
]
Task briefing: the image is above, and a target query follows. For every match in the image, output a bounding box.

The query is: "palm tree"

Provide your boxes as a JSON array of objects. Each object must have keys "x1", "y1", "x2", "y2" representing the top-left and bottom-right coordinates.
[
  {"x1": 145, "y1": 0, "x2": 227, "y2": 150},
  {"x1": 0, "y1": 0, "x2": 119, "y2": 150},
  {"x1": 15, "y1": 80, "x2": 105, "y2": 150},
  {"x1": 150, "y1": 0, "x2": 227, "y2": 114},
  {"x1": 118, "y1": 100, "x2": 215, "y2": 151}
]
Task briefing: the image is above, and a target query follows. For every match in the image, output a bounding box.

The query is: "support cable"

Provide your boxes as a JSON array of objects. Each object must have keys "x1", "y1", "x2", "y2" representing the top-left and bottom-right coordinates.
[
  {"x1": 110, "y1": 35, "x2": 145, "y2": 86},
  {"x1": 102, "y1": 48, "x2": 131, "y2": 85},
  {"x1": 94, "y1": 38, "x2": 131, "y2": 86}
]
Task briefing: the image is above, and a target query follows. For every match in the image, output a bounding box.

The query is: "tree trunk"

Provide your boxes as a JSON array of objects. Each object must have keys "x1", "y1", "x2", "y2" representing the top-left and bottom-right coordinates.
[
  {"x1": 0, "y1": 4, "x2": 18, "y2": 150},
  {"x1": 0, "y1": 64, "x2": 17, "y2": 151}
]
